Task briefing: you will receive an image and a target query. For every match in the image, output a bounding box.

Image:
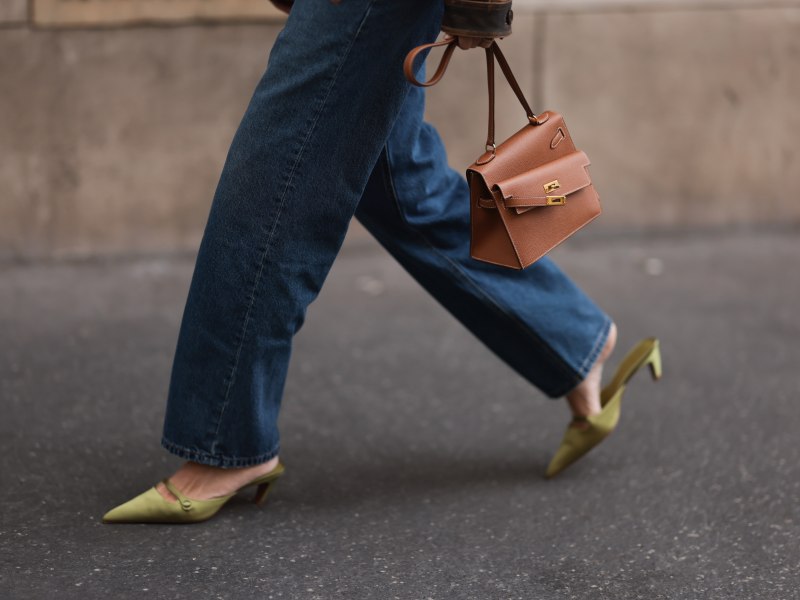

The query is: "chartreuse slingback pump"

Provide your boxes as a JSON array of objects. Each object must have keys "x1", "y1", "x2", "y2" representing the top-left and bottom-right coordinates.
[
  {"x1": 102, "y1": 461, "x2": 285, "y2": 524},
  {"x1": 545, "y1": 338, "x2": 662, "y2": 479}
]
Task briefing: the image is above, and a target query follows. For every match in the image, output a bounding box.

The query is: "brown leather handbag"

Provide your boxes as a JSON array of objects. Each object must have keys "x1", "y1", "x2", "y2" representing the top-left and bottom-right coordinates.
[{"x1": 404, "y1": 38, "x2": 601, "y2": 269}]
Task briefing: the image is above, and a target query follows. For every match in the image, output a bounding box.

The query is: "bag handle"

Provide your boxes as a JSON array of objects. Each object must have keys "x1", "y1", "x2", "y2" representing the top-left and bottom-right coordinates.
[
  {"x1": 403, "y1": 37, "x2": 459, "y2": 87},
  {"x1": 404, "y1": 38, "x2": 543, "y2": 162},
  {"x1": 484, "y1": 42, "x2": 540, "y2": 151}
]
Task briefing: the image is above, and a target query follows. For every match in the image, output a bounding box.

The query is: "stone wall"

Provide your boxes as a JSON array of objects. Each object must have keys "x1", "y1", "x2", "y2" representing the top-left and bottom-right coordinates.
[
  {"x1": 31, "y1": 0, "x2": 283, "y2": 27},
  {"x1": 1, "y1": 1, "x2": 798, "y2": 261}
]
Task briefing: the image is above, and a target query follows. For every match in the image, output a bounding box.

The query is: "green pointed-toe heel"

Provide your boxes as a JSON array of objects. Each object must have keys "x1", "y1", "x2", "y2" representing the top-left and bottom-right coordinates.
[
  {"x1": 102, "y1": 461, "x2": 285, "y2": 524},
  {"x1": 545, "y1": 338, "x2": 662, "y2": 479}
]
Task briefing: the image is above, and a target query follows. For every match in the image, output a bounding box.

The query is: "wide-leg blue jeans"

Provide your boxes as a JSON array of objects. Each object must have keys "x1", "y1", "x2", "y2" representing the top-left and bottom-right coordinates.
[{"x1": 161, "y1": 0, "x2": 612, "y2": 467}]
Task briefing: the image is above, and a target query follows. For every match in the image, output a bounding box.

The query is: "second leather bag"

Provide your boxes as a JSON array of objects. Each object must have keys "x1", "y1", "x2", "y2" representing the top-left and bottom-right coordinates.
[{"x1": 404, "y1": 38, "x2": 601, "y2": 270}]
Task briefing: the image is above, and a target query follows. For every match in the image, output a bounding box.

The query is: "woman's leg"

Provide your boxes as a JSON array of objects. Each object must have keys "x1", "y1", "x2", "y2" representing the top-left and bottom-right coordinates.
[
  {"x1": 354, "y1": 65, "x2": 615, "y2": 406},
  {"x1": 158, "y1": 0, "x2": 445, "y2": 497}
]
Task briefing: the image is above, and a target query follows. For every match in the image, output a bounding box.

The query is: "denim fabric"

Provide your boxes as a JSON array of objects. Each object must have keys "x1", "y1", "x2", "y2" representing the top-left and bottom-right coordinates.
[{"x1": 161, "y1": 0, "x2": 611, "y2": 468}]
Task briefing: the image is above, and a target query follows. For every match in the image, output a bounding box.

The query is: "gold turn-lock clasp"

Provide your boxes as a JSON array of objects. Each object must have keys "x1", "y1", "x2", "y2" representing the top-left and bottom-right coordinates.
[
  {"x1": 546, "y1": 196, "x2": 566, "y2": 206},
  {"x1": 543, "y1": 180, "x2": 561, "y2": 194}
]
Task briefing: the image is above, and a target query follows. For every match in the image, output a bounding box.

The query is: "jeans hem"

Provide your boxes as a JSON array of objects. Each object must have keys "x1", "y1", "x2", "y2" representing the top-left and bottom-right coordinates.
[
  {"x1": 160, "y1": 436, "x2": 281, "y2": 468},
  {"x1": 545, "y1": 316, "x2": 613, "y2": 399}
]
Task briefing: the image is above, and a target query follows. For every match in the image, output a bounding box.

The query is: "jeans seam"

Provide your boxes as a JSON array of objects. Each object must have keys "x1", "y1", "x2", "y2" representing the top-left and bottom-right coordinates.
[
  {"x1": 380, "y1": 147, "x2": 580, "y2": 390},
  {"x1": 209, "y1": 0, "x2": 378, "y2": 452}
]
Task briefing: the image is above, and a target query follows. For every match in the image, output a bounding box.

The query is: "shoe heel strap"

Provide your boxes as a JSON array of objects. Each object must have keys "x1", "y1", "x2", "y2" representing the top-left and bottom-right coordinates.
[
  {"x1": 162, "y1": 478, "x2": 193, "y2": 511},
  {"x1": 250, "y1": 464, "x2": 285, "y2": 485}
]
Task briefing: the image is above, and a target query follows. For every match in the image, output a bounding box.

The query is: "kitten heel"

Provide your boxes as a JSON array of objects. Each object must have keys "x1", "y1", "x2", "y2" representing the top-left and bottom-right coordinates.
[
  {"x1": 253, "y1": 481, "x2": 273, "y2": 506},
  {"x1": 647, "y1": 341, "x2": 663, "y2": 381}
]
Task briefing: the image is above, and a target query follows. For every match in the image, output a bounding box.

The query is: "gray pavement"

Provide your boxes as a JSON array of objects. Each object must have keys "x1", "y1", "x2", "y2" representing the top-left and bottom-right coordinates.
[{"x1": 1, "y1": 229, "x2": 799, "y2": 599}]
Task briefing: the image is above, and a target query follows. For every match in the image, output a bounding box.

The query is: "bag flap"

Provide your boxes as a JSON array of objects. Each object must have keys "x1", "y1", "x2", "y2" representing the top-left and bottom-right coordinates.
[{"x1": 488, "y1": 150, "x2": 591, "y2": 214}]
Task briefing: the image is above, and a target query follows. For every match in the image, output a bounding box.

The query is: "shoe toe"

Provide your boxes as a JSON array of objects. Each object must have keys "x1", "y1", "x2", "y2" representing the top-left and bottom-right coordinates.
[
  {"x1": 102, "y1": 487, "x2": 177, "y2": 523},
  {"x1": 545, "y1": 437, "x2": 584, "y2": 478},
  {"x1": 545, "y1": 419, "x2": 614, "y2": 479}
]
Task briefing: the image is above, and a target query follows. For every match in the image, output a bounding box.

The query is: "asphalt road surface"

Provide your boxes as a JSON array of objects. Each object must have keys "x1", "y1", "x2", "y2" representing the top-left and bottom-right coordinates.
[{"x1": 2, "y1": 229, "x2": 799, "y2": 599}]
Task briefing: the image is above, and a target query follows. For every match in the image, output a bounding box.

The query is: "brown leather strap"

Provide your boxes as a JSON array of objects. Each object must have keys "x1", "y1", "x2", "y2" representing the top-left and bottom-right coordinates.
[
  {"x1": 403, "y1": 37, "x2": 459, "y2": 88},
  {"x1": 403, "y1": 39, "x2": 541, "y2": 159},
  {"x1": 484, "y1": 41, "x2": 538, "y2": 149},
  {"x1": 484, "y1": 46, "x2": 496, "y2": 155},
  {"x1": 491, "y1": 42, "x2": 536, "y2": 122}
]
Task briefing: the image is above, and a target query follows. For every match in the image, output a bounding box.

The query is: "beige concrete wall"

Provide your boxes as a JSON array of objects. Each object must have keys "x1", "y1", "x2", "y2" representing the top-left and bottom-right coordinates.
[
  {"x1": 0, "y1": 0, "x2": 28, "y2": 23},
  {"x1": 31, "y1": 0, "x2": 284, "y2": 27},
  {"x1": 0, "y1": 25, "x2": 282, "y2": 260},
  {"x1": 542, "y1": 8, "x2": 800, "y2": 228},
  {"x1": 1, "y1": 1, "x2": 799, "y2": 261}
]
